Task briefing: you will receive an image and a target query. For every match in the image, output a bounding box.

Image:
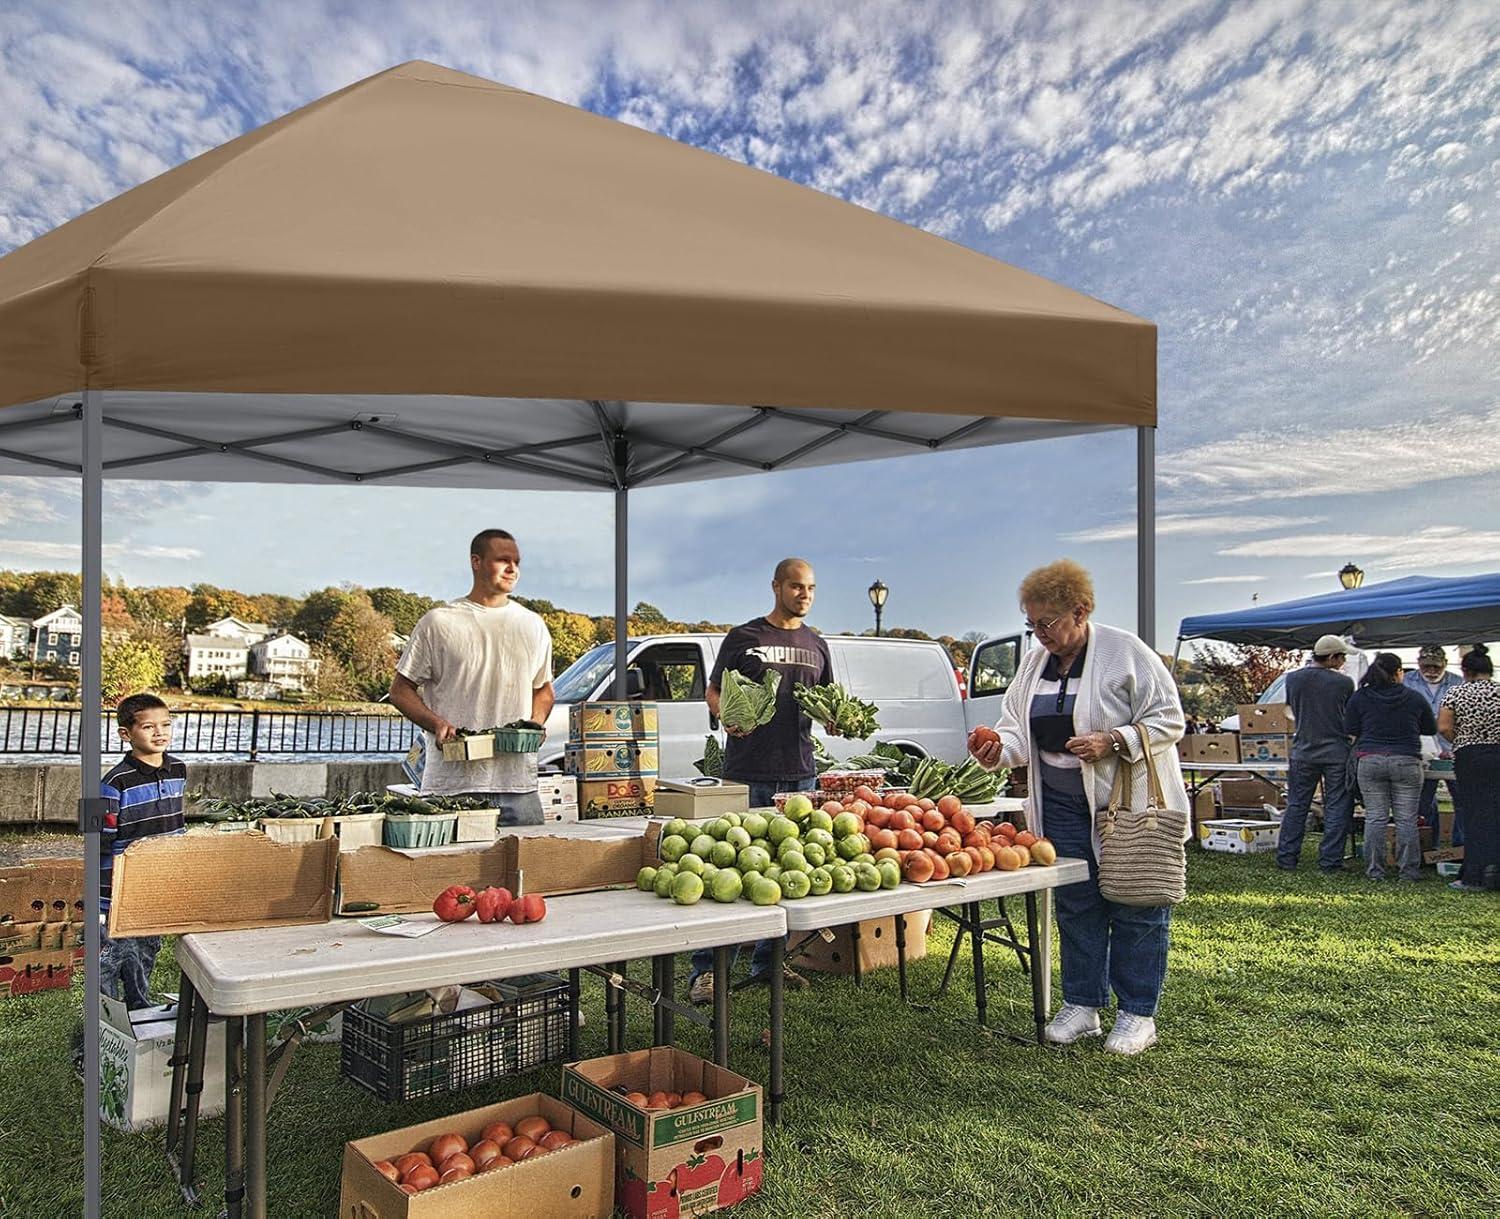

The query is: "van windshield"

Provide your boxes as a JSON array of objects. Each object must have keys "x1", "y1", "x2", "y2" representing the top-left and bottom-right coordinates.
[{"x1": 552, "y1": 643, "x2": 617, "y2": 703}]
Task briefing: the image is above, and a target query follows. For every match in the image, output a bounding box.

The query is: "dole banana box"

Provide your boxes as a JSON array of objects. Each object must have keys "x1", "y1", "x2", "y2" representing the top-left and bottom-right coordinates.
[
  {"x1": 567, "y1": 742, "x2": 660, "y2": 780},
  {"x1": 570, "y1": 702, "x2": 659, "y2": 742}
]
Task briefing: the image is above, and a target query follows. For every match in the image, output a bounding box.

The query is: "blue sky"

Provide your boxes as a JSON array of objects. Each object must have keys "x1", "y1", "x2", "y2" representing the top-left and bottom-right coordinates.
[{"x1": 0, "y1": 0, "x2": 1495, "y2": 648}]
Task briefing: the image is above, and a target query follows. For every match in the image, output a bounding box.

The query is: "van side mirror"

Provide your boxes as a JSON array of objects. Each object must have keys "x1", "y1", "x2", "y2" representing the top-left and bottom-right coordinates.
[{"x1": 625, "y1": 668, "x2": 646, "y2": 699}]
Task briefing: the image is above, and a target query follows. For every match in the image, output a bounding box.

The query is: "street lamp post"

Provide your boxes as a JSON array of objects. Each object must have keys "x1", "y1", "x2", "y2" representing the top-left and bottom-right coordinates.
[
  {"x1": 1338, "y1": 562, "x2": 1365, "y2": 591},
  {"x1": 868, "y1": 580, "x2": 888, "y2": 637}
]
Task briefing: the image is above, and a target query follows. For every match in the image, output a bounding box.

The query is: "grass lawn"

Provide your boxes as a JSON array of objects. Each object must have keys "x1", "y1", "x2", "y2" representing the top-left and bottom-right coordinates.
[{"x1": 3, "y1": 845, "x2": 1497, "y2": 1217}]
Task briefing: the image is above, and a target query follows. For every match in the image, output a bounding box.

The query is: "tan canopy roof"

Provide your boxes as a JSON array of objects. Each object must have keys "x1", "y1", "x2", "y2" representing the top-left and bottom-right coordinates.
[{"x1": 0, "y1": 60, "x2": 1154, "y2": 487}]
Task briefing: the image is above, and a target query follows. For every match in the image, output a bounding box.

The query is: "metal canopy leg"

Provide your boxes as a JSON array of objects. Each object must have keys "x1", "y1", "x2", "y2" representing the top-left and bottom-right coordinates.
[
  {"x1": 246, "y1": 1013, "x2": 268, "y2": 1219},
  {"x1": 224, "y1": 1017, "x2": 245, "y2": 1218},
  {"x1": 1137, "y1": 425, "x2": 1156, "y2": 649},
  {"x1": 81, "y1": 388, "x2": 103, "y2": 1219}
]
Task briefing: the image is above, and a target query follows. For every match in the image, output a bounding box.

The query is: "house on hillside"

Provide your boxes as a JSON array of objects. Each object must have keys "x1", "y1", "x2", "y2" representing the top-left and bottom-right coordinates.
[
  {"x1": 202, "y1": 616, "x2": 271, "y2": 644},
  {"x1": 249, "y1": 632, "x2": 320, "y2": 692},
  {"x1": 390, "y1": 632, "x2": 409, "y2": 655},
  {"x1": 0, "y1": 614, "x2": 31, "y2": 659},
  {"x1": 184, "y1": 633, "x2": 251, "y2": 683},
  {"x1": 31, "y1": 606, "x2": 83, "y2": 667}
]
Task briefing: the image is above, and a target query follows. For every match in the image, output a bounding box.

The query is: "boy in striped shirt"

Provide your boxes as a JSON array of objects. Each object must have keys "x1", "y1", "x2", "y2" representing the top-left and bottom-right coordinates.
[{"x1": 100, "y1": 693, "x2": 186, "y2": 1009}]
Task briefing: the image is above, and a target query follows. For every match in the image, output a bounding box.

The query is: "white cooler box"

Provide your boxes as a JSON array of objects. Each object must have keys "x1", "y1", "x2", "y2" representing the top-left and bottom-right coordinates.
[
  {"x1": 100, "y1": 995, "x2": 226, "y2": 1132},
  {"x1": 1199, "y1": 818, "x2": 1279, "y2": 855}
]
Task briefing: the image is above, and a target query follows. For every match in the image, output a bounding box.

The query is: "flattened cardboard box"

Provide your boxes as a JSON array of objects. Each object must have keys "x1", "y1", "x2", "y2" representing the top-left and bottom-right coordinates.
[
  {"x1": 562, "y1": 1047, "x2": 763, "y2": 1219},
  {"x1": 1179, "y1": 735, "x2": 1240, "y2": 765},
  {"x1": 337, "y1": 833, "x2": 647, "y2": 914},
  {"x1": 339, "y1": 1092, "x2": 614, "y2": 1218},
  {"x1": 0, "y1": 857, "x2": 85, "y2": 924},
  {"x1": 108, "y1": 830, "x2": 338, "y2": 936},
  {"x1": 570, "y1": 701, "x2": 659, "y2": 742}
]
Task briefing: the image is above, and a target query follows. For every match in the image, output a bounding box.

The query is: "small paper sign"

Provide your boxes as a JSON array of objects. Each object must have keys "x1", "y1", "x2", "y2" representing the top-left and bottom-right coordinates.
[{"x1": 359, "y1": 915, "x2": 444, "y2": 938}]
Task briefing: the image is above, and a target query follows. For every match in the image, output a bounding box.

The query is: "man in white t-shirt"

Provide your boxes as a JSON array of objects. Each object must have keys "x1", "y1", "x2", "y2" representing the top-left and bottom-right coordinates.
[{"x1": 390, "y1": 529, "x2": 555, "y2": 824}]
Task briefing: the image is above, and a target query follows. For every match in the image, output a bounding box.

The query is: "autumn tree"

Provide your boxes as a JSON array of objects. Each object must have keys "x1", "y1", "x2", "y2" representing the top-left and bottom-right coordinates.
[
  {"x1": 368, "y1": 587, "x2": 439, "y2": 636},
  {"x1": 1, "y1": 570, "x2": 82, "y2": 618},
  {"x1": 291, "y1": 587, "x2": 363, "y2": 643},
  {"x1": 247, "y1": 593, "x2": 301, "y2": 630},
  {"x1": 541, "y1": 610, "x2": 598, "y2": 673},
  {"x1": 322, "y1": 596, "x2": 397, "y2": 699},
  {"x1": 185, "y1": 583, "x2": 258, "y2": 631},
  {"x1": 131, "y1": 586, "x2": 191, "y2": 629},
  {"x1": 101, "y1": 636, "x2": 166, "y2": 702},
  {"x1": 1191, "y1": 643, "x2": 1303, "y2": 711}
]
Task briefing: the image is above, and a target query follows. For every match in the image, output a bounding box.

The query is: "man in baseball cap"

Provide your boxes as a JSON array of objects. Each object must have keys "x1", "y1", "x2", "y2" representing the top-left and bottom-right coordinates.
[
  {"x1": 1276, "y1": 636, "x2": 1359, "y2": 871},
  {"x1": 1404, "y1": 644, "x2": 1462, "y2": 846}
]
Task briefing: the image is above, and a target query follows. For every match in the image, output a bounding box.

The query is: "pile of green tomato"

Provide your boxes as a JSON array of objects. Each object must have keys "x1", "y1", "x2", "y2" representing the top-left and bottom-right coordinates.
[{"x1": 634, "y1": 806, "x2": 900, "y2": 907}]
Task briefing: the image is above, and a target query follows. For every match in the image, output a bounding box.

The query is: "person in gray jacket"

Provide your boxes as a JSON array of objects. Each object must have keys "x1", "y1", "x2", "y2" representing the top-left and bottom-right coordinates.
[{"x1": 1276, "y1": 635, "x2": 1357, "y2": 872}]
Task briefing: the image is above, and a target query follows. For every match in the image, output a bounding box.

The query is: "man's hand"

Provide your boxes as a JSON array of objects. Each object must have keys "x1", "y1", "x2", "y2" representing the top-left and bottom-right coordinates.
[
  {"x1": 431, "y1": 717, "x2": 458, "y2": 744},
  {"x1": 1066, "y1": 732, "x2": 1114, "y2": 762},
  {"x1": 724, "y1": 724, "x2": 751, "y2": 739}
]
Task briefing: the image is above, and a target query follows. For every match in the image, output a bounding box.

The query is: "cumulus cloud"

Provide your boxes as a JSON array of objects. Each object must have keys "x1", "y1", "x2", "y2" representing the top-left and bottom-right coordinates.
[
  {"x1": 1063, "y1": 513, "x2": 1325, "y2": 543},
  {"x1": 1221, "y1": 525, "x2": 1500, "y2": 572}
]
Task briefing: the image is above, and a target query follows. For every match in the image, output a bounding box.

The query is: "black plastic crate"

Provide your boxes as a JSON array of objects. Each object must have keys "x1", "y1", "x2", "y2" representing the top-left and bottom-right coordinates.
[{"x1": 340, "y1": 973, "x2": 571, "y2": 1102}]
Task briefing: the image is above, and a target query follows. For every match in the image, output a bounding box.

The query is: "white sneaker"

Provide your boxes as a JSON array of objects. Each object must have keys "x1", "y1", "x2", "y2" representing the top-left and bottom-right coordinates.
[
  {"x1": 1104, "y1": 1012, "x2": 1158, "y2": 1055},
  {"x1": 1043, "y1": 1003, "x2": 1102, "y2": 1045}
]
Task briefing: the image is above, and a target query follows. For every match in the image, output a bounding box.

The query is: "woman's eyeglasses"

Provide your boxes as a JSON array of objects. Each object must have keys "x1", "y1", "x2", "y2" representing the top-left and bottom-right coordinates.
[{"x1": 1025, "y1": 612, "x2": 1068, "y2": 634}]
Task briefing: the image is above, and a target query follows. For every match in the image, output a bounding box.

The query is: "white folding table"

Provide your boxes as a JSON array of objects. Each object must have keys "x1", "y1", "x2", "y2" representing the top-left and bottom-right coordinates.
[{"x1": 167, "y1": 890, "x2": 784, "y2": 1219}]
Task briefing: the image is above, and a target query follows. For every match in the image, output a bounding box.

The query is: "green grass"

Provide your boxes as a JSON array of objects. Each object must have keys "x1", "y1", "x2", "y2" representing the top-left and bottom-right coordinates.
[{"x1": 3, "y1": 848, "x2": 1497, "y2": 1217}]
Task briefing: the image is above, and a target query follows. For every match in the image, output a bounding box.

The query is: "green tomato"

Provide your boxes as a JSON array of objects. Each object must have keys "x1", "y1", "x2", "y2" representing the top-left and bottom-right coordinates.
[
  {"x1": 853, "y1": 862, "x2": 882, "y2": 892},
  {"x1": 809, "y1": 809, "x2": 835, "y2": 834},
  {"x1": 722, "y1": 812, "x2": 743, "y2": 828},
  {"x1": 636, "y1": 866, "x2": 658, "y2": 892},
  {"x1": 701, "y1": 863, "x2": 719, "y2": 883},
  {"x1": 741, "y1": 812, "x2": 770, "y2": 839},
  {"x1": 676, "y1": 853, "x2": 705, "y2": 877},
  {"x1": 808, "y1": 866, "x2": 833, "y2": 896},
  {"x1": 737, "y1": 845, "x2": 772, "y2": 874},
  {"x1": 805, "y1": 828, "x2": 835, "y2": 852},
  {"x1": 726, "y1": 826, "x2": 752, "y2": 850},
  {"x1": 664, "y1": 818, "x2": 691, "y2": 841},
  {"x1": 690, "y1": 834, "x2": 716, "y2": 859},
  {"x1": 829, "y1": 864, "x2": 856, "y2": 893},
  {"x1": 779, "y1": 850, "x2": 809, "y2": 874},
  {"x1": 783, "y1": 793, "x2": 815, "y2": 820},
  {"x1": 705, "y1": 818, "x2": 729, "y2": 840},
  {"x1": 750, "y1": 877, "x2": 782, "y2": 906},
  {"x1": 767, "y1": 816, "x2": 800, "y2": 845},
  {"x1": 853, "y1": 852, "x2": 875, "y2": 868},
  {"x1": 710, "y1": 869, "x2": 743, "y2": 903},
  {"x1": 672, "y1": 872, "x2": 705, "y2": 905},
  {"x1": 877, "y1": 859, "x2": 902, "y2": 889},
  {"x1": 739, "y1": 869, "x2": 763, "y2": 896},
  {"x1": 835, "y1": 835, "x2": 864, "y2": 861},
  {"x1": 659, "y1": 834, "x2": 689, "y2": 863},
  {"x1": 653, "y1": 870, "x2": 677, "y2": 899},
  {"x1": 656, "y1": 862, "x2": 679, "y2": 881},
  {"x1": 751, "y1": 837, "x2": 772, "y2": 855},
  {"x1": 802, "y1": 842, "x2": 827, "y2": 868},
  {"x1": 762, "y1": 864, "x2": 783, "y2": 887},
  {"x1": 832, "y1": 812, "x2": 864, "y2": 839},
  {"x1": 781, "y1": 869, "x2": 812, "y2": 899},
  {"x1": 709, "y1": 840, "x2": 739, "y2": 868}
]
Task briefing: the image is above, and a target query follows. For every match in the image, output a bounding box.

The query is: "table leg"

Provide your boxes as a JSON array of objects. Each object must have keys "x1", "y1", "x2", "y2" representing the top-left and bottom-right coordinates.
[
  {"x1": 246, "y1": 1013, "x2": 267, "y2": 1219},
  {"x1": 177, "y1": 988, "x2": 210, "y2": 1198},
  {"x1": 850, "y1": 922, "x2": 863, "y2": 987},
  {"x1": 712, "y1": 944, "x2": 731, "y2": 1067},
  {"x1": 935, "y1": 911, "x2": 964, "y2": 1001},
  {"x1": 1025, "y1": 892, "x2": 1047, "y2": 1044},
  {"x1": 894, "y1": 914, "x2": 908, "y2": 1003},
  {"x1": 1035, "y1": 889, "x2": 1052, "y2": 1018},
  {"x1": 768, "y1": 934, "x2": 784, "y2": 1126},
  {"x1": 607, "y1": 960, "x2": 626, "y2": 1054},
  {"x1": 164, "y1": 976, "x2": 196, "y2": 1159},
  {"x1": 657, "y1": 953, "x2": 676, "y2": 1046},
  {"x1": 224, "y1": 1017, "x2": 244, "y2": 1219},
  {"x1": 968, "y1": 901, "x2": 988, "y2": 1026},
  {"x1": 568, "y1": 968, "x2": 582, "y2": 1061}
]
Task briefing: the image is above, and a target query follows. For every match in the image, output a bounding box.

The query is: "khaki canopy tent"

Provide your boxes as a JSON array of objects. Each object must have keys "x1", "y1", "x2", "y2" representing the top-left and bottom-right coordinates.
[{"x1": 0, "y1": 61, "x2": 1157, "y2": 1217}]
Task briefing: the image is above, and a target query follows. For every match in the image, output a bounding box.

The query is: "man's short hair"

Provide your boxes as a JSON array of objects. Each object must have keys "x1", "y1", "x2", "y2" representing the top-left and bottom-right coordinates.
[
  {"x1": 470, "y1": 529, "x2": 516, "y2": 557},
  {"x1": 773, "y1": 557, "x2": 812, "y2": 583},
  {"x1": 117, "y1": 692, "x2": 168, "y2": 729}
]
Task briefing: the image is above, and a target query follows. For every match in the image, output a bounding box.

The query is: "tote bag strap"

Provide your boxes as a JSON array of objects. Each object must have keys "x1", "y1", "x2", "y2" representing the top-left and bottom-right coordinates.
[{"x1": 1129, "y1": 720, "x2": 1170, "y2": 829}]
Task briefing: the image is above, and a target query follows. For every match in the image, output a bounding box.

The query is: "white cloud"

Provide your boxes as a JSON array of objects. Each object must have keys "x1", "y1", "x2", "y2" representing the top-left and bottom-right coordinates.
[
  {"x1": 1063, "y1": 513, "x2": 1324, "y2": 543},
  {"x1": 1221, "y1": 526, "x2": 1500, "y2": 571},
  {"x1": 1181, "y1": 574, "x2": 1265, "y2": 585},
  {"x1": 0, "y1": 538, "x2": 201, "y2": 563}
]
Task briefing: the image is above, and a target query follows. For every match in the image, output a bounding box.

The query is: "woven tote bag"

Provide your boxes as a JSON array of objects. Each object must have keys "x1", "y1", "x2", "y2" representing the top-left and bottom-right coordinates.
[{"x1": 1095, "y1": 723, "x2": 1189, "y2": 907}]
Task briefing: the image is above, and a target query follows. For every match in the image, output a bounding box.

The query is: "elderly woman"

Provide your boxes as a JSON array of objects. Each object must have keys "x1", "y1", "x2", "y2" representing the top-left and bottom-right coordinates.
[
  {"x1": 969, "y1": 560, "x2": 1187, "y2": 1055},
  {"x1": 1439, "y1": 645, "x2": 1500, "y2": 891}
]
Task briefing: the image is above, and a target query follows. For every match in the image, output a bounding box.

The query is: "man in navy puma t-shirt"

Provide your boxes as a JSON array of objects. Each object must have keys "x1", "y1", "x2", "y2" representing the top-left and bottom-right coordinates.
[{"x1": 688, "y1": 558, "x2": 832, "y2": 1004}]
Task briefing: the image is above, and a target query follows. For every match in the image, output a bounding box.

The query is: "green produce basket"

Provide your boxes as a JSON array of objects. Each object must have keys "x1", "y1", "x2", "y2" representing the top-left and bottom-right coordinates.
[
  {"x1": 382, "y1": 811, "x2": 457, "y2": 848},
  {"x1": 493, "y1": 726, "x2": 545, "y2": 753}
]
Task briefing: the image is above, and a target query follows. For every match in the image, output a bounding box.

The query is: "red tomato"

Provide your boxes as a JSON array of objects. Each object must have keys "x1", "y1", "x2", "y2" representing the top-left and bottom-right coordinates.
[
  {"x1": 395, "y1": 1152, "x2": 432, "y2": 1177},
  {"x1": 403, "y1": 1165, "x2": 439, "y2": 1191},
  {"x1": 951, "y1": 809, "x2": 977, "y2": 835},
  {"x1": 936, "y1": 794, "x2": 964, "y2": 819},
  {"x1": 470, "y1": 1140, "x2": 502, "y2": 1170},
  {"x1": 428, "y1": 1132, "x2": 467, "y2": 1164},
  {"x1": 440, "y1": 1166, "x2": 472, "y2": 1184},
  {"x1": 503, "y1": 1136, "x2": 536, "y2": 1160},
  {"x1": 483, "y1": 1155, "x2": 514, "y2": 1172},
  {"x1": 538, "y1": 1129, "x2": 575, "y2": 1150},
  {"x1": 902, "y1": 852, "x2": 935, "y2": 883},
  {"x1": 969, "y1": 725, "x2": 1000, "y2": 750},
  {"x1": 509, "y1": 894, "x2": 547, "y2": 925},
  {"x1": 475, "y1": 886, "x2": 513, "y2": 923},
  {"x1": 371, "y1": 1159, "x2": 400, "y2": 1183},
  {"x1": 481, "y1": 1121, "x2": 513, "y2": 1146},
  {"x1": 920, "y1": 809, "x2": 946, "y2": 832},
  {"x1": 432, "y1": 885, "x2": 477, "y2": 922},
  {"x1": 439, "y1": 1152, "x2": 476, "y2": 1176},
  {"x1": 515, "y1": 1114, "x2": 552, "y2": 1142}
]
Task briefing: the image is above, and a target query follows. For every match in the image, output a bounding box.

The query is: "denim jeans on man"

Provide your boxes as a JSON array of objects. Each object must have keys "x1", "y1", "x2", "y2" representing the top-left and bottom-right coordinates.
[
  {"x1": 688, "y1": 776, "x2": 814, "y2": 982},
  {"x1": 463, "y1": 790, "x2": 543, "y2": 826},
  {"x1": 1357, "y1": 754, "x2": 1424, "y2": 880},
  {"x1": 1041, "y1": 765, "x2": 1170, "y2": 1016},
  {"x1": 1277, "y1": 751, "x2": 1356, "y2": 871}
]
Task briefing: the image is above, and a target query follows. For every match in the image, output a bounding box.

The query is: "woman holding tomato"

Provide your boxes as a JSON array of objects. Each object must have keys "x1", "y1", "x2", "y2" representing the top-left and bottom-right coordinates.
[{"x1": 969, "y1": 559, "x2": 1187, "y2": 1055}]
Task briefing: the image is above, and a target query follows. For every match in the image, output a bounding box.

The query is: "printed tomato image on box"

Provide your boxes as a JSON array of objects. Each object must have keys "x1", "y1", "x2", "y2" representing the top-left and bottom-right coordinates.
[{"x1": 561, "y1": 1047, "x2": 763, "y2": 1218}]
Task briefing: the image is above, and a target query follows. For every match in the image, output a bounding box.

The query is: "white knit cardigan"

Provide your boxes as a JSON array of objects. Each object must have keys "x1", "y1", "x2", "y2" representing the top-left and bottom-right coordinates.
[{"x1": 991, "y1": 621, "x2": 1190, "y2": 851}]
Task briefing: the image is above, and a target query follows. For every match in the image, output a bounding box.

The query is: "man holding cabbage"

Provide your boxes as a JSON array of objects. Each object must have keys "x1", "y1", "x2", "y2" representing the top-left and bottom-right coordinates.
[{"x1": 687, "y1": 557, "x2": 833, "y2": 1004}]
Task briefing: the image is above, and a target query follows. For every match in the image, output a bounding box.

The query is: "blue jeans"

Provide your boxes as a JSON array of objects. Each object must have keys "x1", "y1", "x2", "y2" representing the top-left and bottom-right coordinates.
[
  {"x1": 1278, "y1": 753, "x2": 1355, "y2": 870},
  {"x1": 100, "y1": 925, "x2": 161, "y2": 1011},
  {"x1": 462, "y1": 790, "x2": 543, "y2": 826},
  {"x1": 1357, "y1": 754, "x2": 1423, "y2": 880},
  {"x1": 1418, "y1": 778, "x2": 1461, "y2": 845},
  {"x1": 1043, "y1": 776, "x2": 1170, "y2": 1017},
  {"x1": 689, "y1": 776, "x2": 814, "y2": 981}
]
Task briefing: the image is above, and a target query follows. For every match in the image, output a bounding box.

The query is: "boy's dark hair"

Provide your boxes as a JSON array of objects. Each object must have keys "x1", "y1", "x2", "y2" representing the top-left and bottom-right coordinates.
[
  {"x1": 470, "y1": 529, "x2": 516, "y2": 557},
  {"x1": 117, "y1": 692, "x2": 168, "y2": 729}
]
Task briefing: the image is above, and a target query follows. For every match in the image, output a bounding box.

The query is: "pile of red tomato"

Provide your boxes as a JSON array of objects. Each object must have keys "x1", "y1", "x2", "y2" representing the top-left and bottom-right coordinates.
[
  {"x1": 432, "y1": 885, "x2": 547, "y2": 924},
  {"x1": 370, "y1": 1115, "x2": 579, "y2": 1193}
]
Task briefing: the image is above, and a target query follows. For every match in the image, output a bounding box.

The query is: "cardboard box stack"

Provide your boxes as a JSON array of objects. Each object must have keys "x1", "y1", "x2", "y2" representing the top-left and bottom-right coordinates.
[
  {"x1": 1237, "y1": 703, "x2": 1294, "y2": 763},
  {"x1": 538, "y1": 773, "x2": 580, "y2": 823},
  {"x1": 566, "y1": 702, "x2": 660, "y2": 819},
  {"x1": 0, "y1": 858, "x2": 86, "y2": 999},
  {"x1": 1179, "y1": 734, "x2": 1241, "y2": 765},
  {"x1": 562, "y1": 1047, "x2": 763, "y2": 1219}
]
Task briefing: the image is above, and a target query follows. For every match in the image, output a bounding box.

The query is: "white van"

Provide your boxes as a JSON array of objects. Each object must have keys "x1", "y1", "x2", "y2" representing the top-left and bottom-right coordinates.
[{"x1": 541, "y1": 631, "x2": 1028, "y2": 777}]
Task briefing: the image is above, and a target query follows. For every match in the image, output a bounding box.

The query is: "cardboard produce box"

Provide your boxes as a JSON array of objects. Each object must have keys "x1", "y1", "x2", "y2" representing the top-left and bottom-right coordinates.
[
  {"x1": 1238, "y1": 703, "x2": 1295, "y2": 735},
  {"x1": 440, "y1": 733, "x2": 494, "y2": 762},
  {"x1": 1179, "y1": 734, "x2": 1240, "y2": 765},
  {"x1": 793, "y1": 912, "x2": 930, "y2": 975},
  {"x1": 570, "y1": 701, "x2": 659, "y2": 742},
  {"x1": 0, "y1": 858, "x2": 85, "y2": 924},
  {"x1": 653, "y1": 780, "x2": 751, "y2": 822},
  {"x1": 1198, "y1": 818, "x2": 1279, "y2": 855},
  {"x1": 567, "y1": 742, "x2": 660, "y2": 780},
  {"x1": 339, "y1": 1092, "x2": 614, "y2": 1218},
  {"x1": 1239, "y1": 734, "x2": 1291, "y2": 763},
  {"x1": 1192, "y1": 787, "x2": 1220, "y2": 831},
  {"x1": 1219, "y1": 776, "x2": 1285, "y2": 812},
  {"x1": 561, "y1": 1047, "x2": 763, "y2": 1219},
  {"x1": 99, "y1": 995, "x2": 227, "y2": 1131},
  {"x1": 579, "y1": 776, "x2": 657, "y2": 819},
  {"x1": 108, "y1": 829, "x2": 339, "y2": 937},
  {"x1": 0, "y1": 944, "x2": 81, "y2": 999}
]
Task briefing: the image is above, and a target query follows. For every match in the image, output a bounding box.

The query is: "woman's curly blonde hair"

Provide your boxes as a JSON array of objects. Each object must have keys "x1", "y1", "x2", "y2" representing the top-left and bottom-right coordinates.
[{"x1": 1018, "y1": 559, "x2": 1096, "y2": 615}]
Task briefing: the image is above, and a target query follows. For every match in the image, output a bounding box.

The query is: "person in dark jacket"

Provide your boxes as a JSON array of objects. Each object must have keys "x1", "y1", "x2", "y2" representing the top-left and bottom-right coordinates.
[
  {"x1": 1276, "y1": 635, "x2": 1358, "y2": 872},
  {"x1": 1344, "y1": 653, "x2": 1436, "y2": 881}
]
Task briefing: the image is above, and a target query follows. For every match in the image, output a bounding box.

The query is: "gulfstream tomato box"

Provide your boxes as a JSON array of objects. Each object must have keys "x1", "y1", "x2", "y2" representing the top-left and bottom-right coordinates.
[{"x1": 560, "y1": 1047, "x2": 763, "y2": 1218}]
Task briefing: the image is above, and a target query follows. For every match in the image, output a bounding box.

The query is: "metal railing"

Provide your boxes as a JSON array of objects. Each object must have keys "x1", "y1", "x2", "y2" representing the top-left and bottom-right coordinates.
[{"x1": 0, "y1": 706, "x2": 419, "y2": 759}]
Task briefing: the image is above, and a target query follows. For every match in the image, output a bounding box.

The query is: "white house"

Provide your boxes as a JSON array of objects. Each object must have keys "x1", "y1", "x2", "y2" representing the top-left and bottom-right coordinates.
[
  {"x1": 390, "y1": 632, "x2": 409, "y2": 655},
  {"x1": 0, "y1": 614, "x2": 31, "y2": 659},
  {"x1": 31, "y1": 606, "x2": 83, "y2": 667},
  {"x1": 184, "y1": 633, "x2": 251, "y2": 682},
  {"x1": 249, "y1": 632, "x2": 321, "y2": 692},
  {"x1": 202, "y1": 616, "x2": 271, "y2": 645}
]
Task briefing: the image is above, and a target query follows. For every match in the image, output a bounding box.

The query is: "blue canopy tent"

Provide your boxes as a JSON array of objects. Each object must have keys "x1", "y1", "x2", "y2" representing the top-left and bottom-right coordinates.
[{"x1": 1176, "y1": 573, "x2": 1500, "y2": 652}]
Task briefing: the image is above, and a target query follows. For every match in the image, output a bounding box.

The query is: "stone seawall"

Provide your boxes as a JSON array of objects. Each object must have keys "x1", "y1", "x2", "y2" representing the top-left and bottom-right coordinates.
[{"x1": 0, "y1": 760, "x2": 407, "y2": 825}]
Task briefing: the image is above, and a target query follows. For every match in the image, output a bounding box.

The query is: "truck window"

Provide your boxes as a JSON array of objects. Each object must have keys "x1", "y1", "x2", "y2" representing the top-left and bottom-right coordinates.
[
  {"x1": 839, "y1": 641, "x2": 953, "y2": 701},
  {"x1": 971, "y1": 639, "x2": 1018, "y2": 698},
  {"x1": 628, "y1": 644, "x2": 705, "y2": 702}
]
